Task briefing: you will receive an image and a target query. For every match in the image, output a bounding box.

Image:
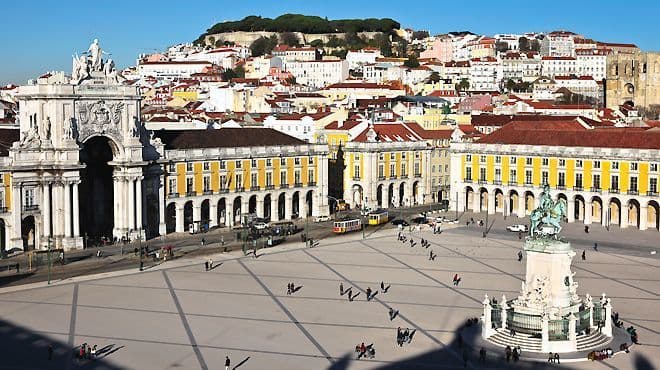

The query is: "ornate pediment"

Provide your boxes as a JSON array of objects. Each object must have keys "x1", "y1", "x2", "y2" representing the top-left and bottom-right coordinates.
[{"x1": 75, "y1": 100, "x2": 124, "y2": 142}]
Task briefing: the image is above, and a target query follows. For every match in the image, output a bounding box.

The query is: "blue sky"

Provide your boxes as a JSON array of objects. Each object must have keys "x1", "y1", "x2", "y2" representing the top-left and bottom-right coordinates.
[{"x1": 1, "y1": 0, "x2": 657, "y2": 85}]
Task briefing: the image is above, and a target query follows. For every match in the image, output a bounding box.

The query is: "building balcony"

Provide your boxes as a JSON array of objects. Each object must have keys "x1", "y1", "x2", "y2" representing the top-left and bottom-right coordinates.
[
  {"x1": 235, "y1": 187, "x2": 245, "y2": 193},
  {"x1": 0, "y1": 206, "x2": 8, "y2": 213},
  {"x1": 556, "y1": 185, "x2": 566, "y2": 190},
  {"x1": 378, "y1": 176, "x2": 386, "y2": 180},
  {"x1": 647, "y1": 191, "x2": 658, "y2": 196},
  {"x1": 294, "y1": 183, "x2": 303, "y2": 188},
  {"x1": 218, "y1": 188, "x2": 229, "y2": 194},
  {"x1": 401, "y1": 175, "x2": 408, "y2": 179},
  {"x1": 478, "y1": 180, "x2": 487, "y2": 185},
  {"x1": 265, "y1": 185, "x2": 275, "y2": 190},
  {"x1": 23, "y1": 205, "x2": 40, "y2": 212},
  {"x1": 389, "y1": 175, "x2": 397, "y2": 180},
  {"x1": 464, "y1": 178, "x2": 472, "y2": 183},
  {"x1": 203, "y1": 190, "x2": 213, "y2": 195},
  {"x1": 414, "y1": 173, "x2": 422, "y2": 178},
  {"x1": 308, "y1": 181, "x2": 316, "y2": 187},
  {"x1": 627, "y1": 189, "x2": 639, "y2": 195},
  {"x1": 250, "y1": 186, "x2": 260, "y2": 191},
  {"x1": 167, "y1": 192, "x2": 179, "y2": 198},
  {"x1": 493, "y1": 180, "x2": 502, "y2": 185},
  {"x1": 525, "y1": 181, "x2": 534, "y2": 186},
  {"x1": 609, "y1": 188, "x2": 619, "y2": 194},
  {"x1": 590, "y1": 187, "x2": 601, "y2": 193},
  {"x1": 573, "y1": 186, "x2": 583, "y2": 191},
  {"x1": 280, "y1": 184, "x2": 289, "y2": 189},
  {"x1": 353, "y1": 176, "x2": 361, "y2": 181},
  {"x1": 508, "y1": 181, "x2": 518, "y2": 186},
  {"x1": 186, "y1": 191, "x2": 196, "y2": 197}
]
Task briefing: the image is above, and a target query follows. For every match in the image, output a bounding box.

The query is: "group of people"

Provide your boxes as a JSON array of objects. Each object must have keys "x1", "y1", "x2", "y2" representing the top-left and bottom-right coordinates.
[
  {"x1": 77, "y1": 343, "x2": 97, "y2": 360},
  {"x1": 587, "y1": 348, "x2": 614, "y2": 361},
  {"x1": 396, "y1": 327, "x2": 415, "y2": 347},
  {"x1": 286, "y1": 282, "x2": 298, "y2": 295},
  {"x1": 355, "y1": 342, "x2": 375, "y2": 359},
  {"x1": 203, "y1": 258, "x2": 214, "y2": 271},
  {"x1": 547, "y1": 352, "x2": 561, "y2": 363},
  {"x1": 504, "y1": 345, "x2": 522, "y2": 362}
]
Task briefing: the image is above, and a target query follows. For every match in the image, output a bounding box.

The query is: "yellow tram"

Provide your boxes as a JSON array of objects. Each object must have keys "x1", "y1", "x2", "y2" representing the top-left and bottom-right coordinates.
[{"x1": 367, "y1": 209, "x2": 389, "y2": 226}]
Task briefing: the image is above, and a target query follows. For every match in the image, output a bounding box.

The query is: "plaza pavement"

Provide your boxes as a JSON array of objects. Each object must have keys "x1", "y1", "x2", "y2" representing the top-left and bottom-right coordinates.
[{"x1": 0, "y1": 222, "x2": 657, "y2": 369}]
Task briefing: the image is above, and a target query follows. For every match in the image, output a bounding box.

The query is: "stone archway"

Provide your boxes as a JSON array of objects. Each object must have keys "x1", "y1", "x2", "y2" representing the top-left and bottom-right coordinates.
[
  {"x1": 494, "y1": 189, "x2": 504, "y2": 213},
  {"x1": 0, "y1": 219, "x2": 5, "y2": 255},
  {"x1": 201, "y1": 199, "x2": 210, "y2": 225},
  {"x1": 264, "y1": 194, "x2": 272, "y2": 220},
  {"x1": 479, "y1": 187, "x2": 488, "y2": 212},
  {"x1": 233, "y1": 197, "x2": 242, "y2": 225},
  {"x1": 217, "y1": 198, "x2": 226, "y2": 226},
  {"x1": 79, "y1": 136, "x2": 116, "y2": 239},
  {"x1": 183, "y1": 201, "x2": 193, "y2": 232},
  {"x1": 627, "y1": 199, "x2": 640, "y2": 229},
  {"x1": 465, "y1": 186, "x2": 475, "y2": 211},
  {"x1": 509, "y1": 190, "x2": 519, "y2": 216},
  {"x1": 524, "y1": 191, "x2": 535, "y2": 215},
  {"x1": 292, "y1": 191, "x2": 300, "y2": 218},
  {"x1": 591, "y1": 196, "x2": 602, "y2": 224},
  {"x1": 399, "y1": 183, "x2": 405, "y2": 207},
  {"x1": 278, "y1": 193, "x2": 286, "y2": 220},
  {"x1": 388, "y1": 183, "x2": 394, "y2": 207},
  {"x1": 305, "y1": 190, "x2": 313, "y2": 217},
  {"x1": 248, "y1": 195, "x2": 257, "y2": 215},
  {"x1": 412, "y1": 181, "x2": 420, "y2": 205},
  {"x1": 376, "y1": 184, "x2": 383, "y2": 208},
  {"x1": 648, "y1": 200, "x2": 660, "y2": 231},
  {"x1": 609, "y1": 198, "x2": 621, "y2": 226},
  {"x1": 165, "y1": 203, "x2": 176, "y2": 234},
  {"x1": 21, "y1": 215, "x2": 36, "y2": 251}
]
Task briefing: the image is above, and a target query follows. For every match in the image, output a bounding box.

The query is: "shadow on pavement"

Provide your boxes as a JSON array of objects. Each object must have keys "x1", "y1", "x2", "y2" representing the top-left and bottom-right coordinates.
[{"x1": 0, "y1": 318, "x2": 126, "y2": 369}]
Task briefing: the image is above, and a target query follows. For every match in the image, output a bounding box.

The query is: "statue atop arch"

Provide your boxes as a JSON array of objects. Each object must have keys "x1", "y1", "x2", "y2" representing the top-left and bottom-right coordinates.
[{"x1": 71, "y1": 39, "x2": 124, "y2": 85}]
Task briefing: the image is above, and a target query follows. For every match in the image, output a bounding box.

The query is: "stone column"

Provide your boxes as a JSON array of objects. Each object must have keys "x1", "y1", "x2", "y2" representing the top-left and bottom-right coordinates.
[
  {"x1": 175, "y1": 202, "x2": 184, "y2": 233},
  {"x1": 567, "y1": 198, "x2": 575, "y2": 223},
  {"x1": 500, "y1": 295, "x2": 508, "y2": 330},
  {"x1": 568, "y1": 313, "x2": 577, "y2": 348},
  {"x1": 128, "y1": 179, "x2": 135, "y2": 232},
  {"x1": 193, "y1": 202, "x2": 201, "y2": 230},
  {"x1": 517, "y1": 194, "x2": 526, "y2": 218},
  {"x1": 584, "y1": 199, "x2": 592, "y2": 225},
  {"x1": 603, "y1": 300, "x2": 613, "y2": 337},
  {"x1": 620, "y1": 203, "x2": 629, "y2": 229},
  {"x1": 541, "y1": 314, "x2": 550, "y2": 353},
  {"x1": 135, "y1": 177, "x2": 143, "y2": 230},
  {"x1": 72, "y1": 182, "x2": 80, "y2": 237},
  {"x1": 209, "y1": 201, "x2": 218, "y2": 228},
  {"x1": 481, "y1": 295, "x2": 493, "y2": 339},
  {"x1": 472, "y1": 191, "x2": 481, "y2": 213},
  {"x1": 382, "y1": 185, "x2": 389, "y2": 209},
  {"x1": 256, "y1": 198, "x2": 264, "y2": 218},
  {"x1": 587, "y1": 300, "x2": 594, "y2": 328},
  {"x1": 639, "y1": 205, "x2": 648, "y2": 231},
  {"x1": 285, "y1": 193, "x2": 292, "y2": 220},
  {"x1": 42, "y1": 182, "x2": 51, "y2": 238},
  {"x1": 113, "y1": 176, "x2": 122, "y2": 234},
  {"x1": 299, "y1": 196, "x2": 306, "y2": 218},
  {"x1": 241, "y1": 199, "x2": 249, "y2": 224},
  {"x1": 10, "y1": 183, "x2": 22, "y2": 249},
  {"x1": 270, "y1": 197, "x2": 278, "y2": 221},
  {"x1": 64, "y1": 182, "x2": 72, "y2": 238},
  {"x1": 502, "y1": 195, "x2": 509, "y2": 217},
  {"x1": 487, "y1": 192, "x2": 496, "y2": 215}
]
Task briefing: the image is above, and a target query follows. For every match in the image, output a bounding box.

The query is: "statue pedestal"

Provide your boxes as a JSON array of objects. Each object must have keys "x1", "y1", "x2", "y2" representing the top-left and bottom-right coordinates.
[{"x1": 512, "y1": 238, "x2": 581, "y2": 316}]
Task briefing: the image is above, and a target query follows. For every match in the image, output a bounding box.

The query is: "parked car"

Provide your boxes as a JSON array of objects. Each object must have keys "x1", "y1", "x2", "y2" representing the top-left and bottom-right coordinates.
[
  {"x1": 391, "y1": 219, "x2": 410, "y2": 227},
  {"x1": 253, "y1": 222, "x2": 270, "y2": 230},
  {"x1": 315, "y1": 215, "x2": 330, "y2": 223},
  {"x1": 410, "y1": 216, "x2": 427, "y2": 224},
  {"x1": 506, "y1": 224, "x2": 528, "y2": 232}
]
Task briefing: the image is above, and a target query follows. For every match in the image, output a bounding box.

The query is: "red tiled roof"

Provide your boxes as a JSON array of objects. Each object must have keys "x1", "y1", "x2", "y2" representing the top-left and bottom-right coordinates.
[
  {"x1": 478, "y1": 121, "x2": 660, "y2": 149},
  {"x1": 353, "y1": 123, "x2": 424, "y2": 143},
  {"x1": 324, "y1": 82, "x2": 397, "y2": 90},
  {"x1": 324, "y1": 120, "x2": 362, "y2": 130}
]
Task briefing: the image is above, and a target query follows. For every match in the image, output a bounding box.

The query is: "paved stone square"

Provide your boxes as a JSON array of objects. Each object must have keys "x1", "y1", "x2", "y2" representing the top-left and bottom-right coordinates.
[{"x1": 0, "y1": 224, "x2": 657, "y2": 369}]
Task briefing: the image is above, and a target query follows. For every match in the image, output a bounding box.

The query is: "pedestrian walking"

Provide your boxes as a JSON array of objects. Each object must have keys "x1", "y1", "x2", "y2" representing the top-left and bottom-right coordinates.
[
  {"x1": 389, "y1": 307, "x2": 394, "y2": 320},
  {"x1": 340, "y1": 282, "x2": 344, "y2": 296},
  {"x1": 221, "y1": 235, "x2": 225, "y2": 247},
  {"x1": 505, "y1": 346, "x2": 512, "y2": 362},
  {"x1": 209, "y1": 259, "x2": 213, "y2": 269},
  {"x1": 287, "y1": 283, "x2": 291, "y2": 295},
  {"x1": 380, "y1": 281, "x2": 385, "y2": 292},
  {"x1": 225, "y1": 356, "x2": 230, "y2": 370},
  {"x1": 366, "y1": 287, "x2": 372, "y2": 301},
  {"x1": 91, "y1": 345, "x2": 97, "y2": 358},
  {"x1": 548, "y1": 352, "x2": 554, "y2": 363},
  {"x1": 48, "y1": 344, "x2": 53, "y2": 360},
  {"x1": 517, "y1": 251, "x2": 523, "y2": 262},
  {"x1": 582, "y1": 250, "x2": 586, "y2": 260},
  {"x1": 554, "y1": 352, "x2": 560, "y2": 364},
  {"x1": 594, "y1": 242, "x2": 598, "y2": 251},
  {"x1": 479, "y1": 347, "x2": 486, "y2": 363},
  {"x1": 204, "y1": 261, "x2": 209, "y2": 271}
]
